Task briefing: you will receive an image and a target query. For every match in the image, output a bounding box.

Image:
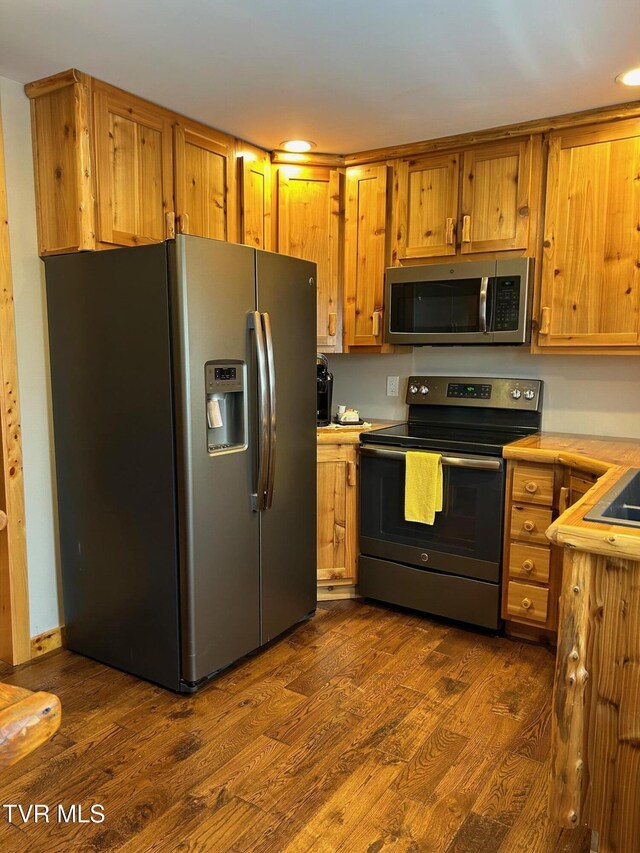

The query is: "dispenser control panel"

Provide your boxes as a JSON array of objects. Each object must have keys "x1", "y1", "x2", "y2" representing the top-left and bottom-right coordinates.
[
  {"x1": 205, "y1": 360, "x2": 246, "y2": 455},
  {"x1": 206, "y1": 362, "x2": 244, "y2": 393}
]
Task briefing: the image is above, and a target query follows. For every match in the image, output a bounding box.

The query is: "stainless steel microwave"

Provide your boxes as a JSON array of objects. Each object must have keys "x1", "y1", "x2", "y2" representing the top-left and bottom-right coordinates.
[{"x1": 384, "y1": 258, "x2": 534, "y2": 345}]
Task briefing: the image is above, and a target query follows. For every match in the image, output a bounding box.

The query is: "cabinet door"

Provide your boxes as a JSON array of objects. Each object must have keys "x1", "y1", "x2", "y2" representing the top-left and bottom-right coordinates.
[
  {"x1": 277, "y1": 166, "x2": 342, "y2": 351},
  {"x1": 538, "y1": 120, "x2": 640, "y2": 348},
  {"x1": 239, "y1": 156, "x2": 272, "y2": 250},
  {"x1": 317, "y1": 446, "x2": 357, "y2": 584},
  {"x1": 93, "y1": 85, "x2": 174, "y2": 246},
  {"x1": 174, "y1": 123, "x2": 236, "y2": 241},
  {"x1": 460, "y1": 139, "x2": 531, "y2": 254},
  {"x1": 393, "y1": 154, "x2": 458, "y2": 260},
  {"x1": 344, "y1": 164, "x2": 389, "y2": 347}
]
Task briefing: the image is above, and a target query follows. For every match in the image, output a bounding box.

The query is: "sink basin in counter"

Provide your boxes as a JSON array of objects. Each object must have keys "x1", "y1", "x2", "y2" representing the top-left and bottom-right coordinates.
[{"x1": 584, "y1": 466, "x2": 640, "y2": 528}]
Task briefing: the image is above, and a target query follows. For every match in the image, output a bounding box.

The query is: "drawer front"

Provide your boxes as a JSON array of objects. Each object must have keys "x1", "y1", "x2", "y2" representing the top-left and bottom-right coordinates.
[
  {"x1": 508, "y1": 542, "x2": 551, "y2": 583},
  {"x1": 510, "y1": 505, "x2": 553, "y2": 544},
  {"x1": 511, "y1": 464, "x2": 554, "y2": 506},
  {"x1": 507, "y1": 581, "x2": 549, "y2": 624},
  {"x1": 570, "y1": 474, "x2": 596, "y2": 505}
]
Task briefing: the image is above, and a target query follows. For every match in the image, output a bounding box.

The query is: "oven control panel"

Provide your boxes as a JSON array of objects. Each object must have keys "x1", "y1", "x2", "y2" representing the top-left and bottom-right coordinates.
[{"x1": 406, "y1": 376, "x2": 543, "y2": 411}]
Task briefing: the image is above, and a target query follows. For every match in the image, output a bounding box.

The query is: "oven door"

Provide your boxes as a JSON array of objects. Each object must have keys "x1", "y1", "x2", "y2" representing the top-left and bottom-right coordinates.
[{"x1": 360, "y1": 445, "x2": 505, "y2": 582}]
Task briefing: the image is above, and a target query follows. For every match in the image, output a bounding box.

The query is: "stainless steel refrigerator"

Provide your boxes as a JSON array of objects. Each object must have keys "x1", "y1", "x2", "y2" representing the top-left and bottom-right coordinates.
[{"x1": 44, "y1": 235, "x2": 317, "y2": 691}]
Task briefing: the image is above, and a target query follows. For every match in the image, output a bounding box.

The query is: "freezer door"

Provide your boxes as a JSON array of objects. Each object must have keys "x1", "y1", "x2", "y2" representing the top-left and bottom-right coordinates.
[
  {"x1": 256, "y1": 251, "x2": 317, "y2": 643},
  {"x1": 171, "y1": 236, "x2": 260, "y2": 685},
  {"x1": 45, "y1": 245, "x2": 181, "y2": 690}
]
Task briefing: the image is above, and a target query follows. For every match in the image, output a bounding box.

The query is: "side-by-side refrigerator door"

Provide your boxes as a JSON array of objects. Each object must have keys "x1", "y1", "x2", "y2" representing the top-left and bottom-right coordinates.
[
  {"x1": 171, "y1": 236, "x2": 260, "y2": 686},
  {"x1": 256, "y1": 251, "x2": 317, "y2": 643}
]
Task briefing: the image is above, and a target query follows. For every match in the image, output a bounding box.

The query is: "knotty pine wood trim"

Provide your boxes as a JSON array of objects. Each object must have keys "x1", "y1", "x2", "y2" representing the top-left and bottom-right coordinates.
[
  {"x1": 0, "y1": 107, "x2": 30, "y2": 666},
  {"x1": 30, "y1": 626, "x2": 65, "y2": 659},
  {"x1": 271, "y1": 150, "x2": 346, "y2": 167},
  {"x1": 346, "y1": 98, "x2": 640, "y2": 166},
  {"x1": 24, "y1": 68, "x2": 84, "y2": 98}
]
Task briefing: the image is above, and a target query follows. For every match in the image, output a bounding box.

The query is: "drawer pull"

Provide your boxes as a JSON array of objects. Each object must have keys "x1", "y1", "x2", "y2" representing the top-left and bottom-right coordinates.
[
  {"x1": 525, "y1": 481, "x2": 538, "y2": 494},
  {"x1": 522, "y1": 559, "x2": 534, "y2": 573},
  {"x1": 523, "y1": 520, "x2": 536, "y2": 532},
  {"x1": 522, "y1": 598, "x2": 532, "y2": 610}
]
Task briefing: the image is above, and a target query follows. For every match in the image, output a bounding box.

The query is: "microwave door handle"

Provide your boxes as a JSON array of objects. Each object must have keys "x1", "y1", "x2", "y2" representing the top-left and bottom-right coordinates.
[
  {"x1": 479, "y1": 276, "x2": 489, "y2": 334},
  {"x1": 248, "y1": 311, "x2": 269, "y2": 511}
]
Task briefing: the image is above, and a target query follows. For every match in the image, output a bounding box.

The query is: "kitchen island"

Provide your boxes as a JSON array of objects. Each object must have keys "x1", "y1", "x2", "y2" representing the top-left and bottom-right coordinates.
[{"x1": 505, "y1": 433, "x2": 640, "y2": 853}]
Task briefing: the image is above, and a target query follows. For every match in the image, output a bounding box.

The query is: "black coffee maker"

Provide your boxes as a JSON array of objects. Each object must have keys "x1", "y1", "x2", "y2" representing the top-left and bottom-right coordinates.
[{"x1": 316, "y1": 354, "x2": 333, "y2": 426}]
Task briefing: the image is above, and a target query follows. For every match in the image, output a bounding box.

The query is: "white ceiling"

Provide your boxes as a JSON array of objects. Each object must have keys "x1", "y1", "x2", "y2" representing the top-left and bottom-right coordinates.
[{"x1": 1, "y1": 0, "x2": 639, "y2": 153}]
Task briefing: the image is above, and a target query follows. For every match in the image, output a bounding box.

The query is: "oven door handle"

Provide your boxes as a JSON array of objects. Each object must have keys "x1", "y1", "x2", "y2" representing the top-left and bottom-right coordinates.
[{"x1": 360, "y1": 445, "x2": 503, "y2": 470}]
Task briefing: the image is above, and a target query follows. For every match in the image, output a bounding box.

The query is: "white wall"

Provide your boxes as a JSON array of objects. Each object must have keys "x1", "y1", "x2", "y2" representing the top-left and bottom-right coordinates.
[
  {"x1": 329, "y1": 347, "x2": 640, "y2": 437},
  {"x1": 1, "y1": 76, "x2": 61, "y2": 635}
]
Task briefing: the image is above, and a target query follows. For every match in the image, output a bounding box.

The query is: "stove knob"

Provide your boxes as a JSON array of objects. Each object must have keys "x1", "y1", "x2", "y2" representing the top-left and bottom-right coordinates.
[
  {"x1": 419, "y1": 385, "x2": 429, "y2": 395},
  {"x1": 511, "y1": 389, "x2": 522, "y2": 400},
  {"x1": 524, "y1": 389, "x2": 535, "y2": 400},
  {"x1": 409, "y1": 384, "x2": 418, "y2": 395}
]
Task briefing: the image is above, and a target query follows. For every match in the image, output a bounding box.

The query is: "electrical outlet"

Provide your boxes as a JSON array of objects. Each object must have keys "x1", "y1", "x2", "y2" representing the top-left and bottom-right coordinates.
[{"x1": 386, "y1": 376, "x2": 400, "y2": 397}]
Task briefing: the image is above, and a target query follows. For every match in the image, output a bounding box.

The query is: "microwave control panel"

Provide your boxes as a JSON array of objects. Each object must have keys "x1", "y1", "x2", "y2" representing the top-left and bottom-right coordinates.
[{"x1": 493, "y1": 277, "x2": 521, "y2": 332}]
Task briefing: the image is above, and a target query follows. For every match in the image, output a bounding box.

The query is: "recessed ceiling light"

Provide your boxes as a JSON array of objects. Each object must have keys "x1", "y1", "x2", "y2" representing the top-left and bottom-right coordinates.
[
  {"x1": 280, "y1": 140, "x2": 316, "y2": 153},
  {"x1": 616, "y1": 67, "x2": 640, "y2": 86}
]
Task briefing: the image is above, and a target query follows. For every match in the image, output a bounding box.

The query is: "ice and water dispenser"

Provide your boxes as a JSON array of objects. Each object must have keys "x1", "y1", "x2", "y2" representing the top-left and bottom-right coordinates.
[{"x1": 205, "y1": 361, "x2": 246, "y2": 454}]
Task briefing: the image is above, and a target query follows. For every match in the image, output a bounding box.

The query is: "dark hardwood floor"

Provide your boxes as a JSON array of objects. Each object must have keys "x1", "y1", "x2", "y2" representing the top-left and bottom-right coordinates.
[{"x1": 0, "y1": 600, "x2": 591, "y2": 852}]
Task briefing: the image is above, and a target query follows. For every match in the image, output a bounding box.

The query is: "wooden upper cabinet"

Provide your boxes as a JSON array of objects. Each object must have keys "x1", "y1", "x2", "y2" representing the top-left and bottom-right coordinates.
[
  {"x1": 277, "y1": 166, "x2": 343, "y2": 351},
  {"x1": 93, "y1": 83, "x2": 174, "y2": 247},
  {"x1": 173, "y1": 122, "x2": 236, "y2": 241},
  {"x1": 460, "y1": 139, "x2": 532, "y2": 254},
  {"x1": 538, "y1": 120, "x2": 640, "y2": 349},
  {"x1": 239, "y1": 153, "x2": 272, "y2": 250},
  {"x1": 26, "y1": 70, "x2": 96, "y2": 255},
  {"x1": 344, "y1": 163, "x2": 389, "y2": 348},
  {"x1": 391, "y1": 137, "x2": 538, "y2": 263},
  {"x1": 393, "y1": 154, "x2": 458, "y2": 261}
]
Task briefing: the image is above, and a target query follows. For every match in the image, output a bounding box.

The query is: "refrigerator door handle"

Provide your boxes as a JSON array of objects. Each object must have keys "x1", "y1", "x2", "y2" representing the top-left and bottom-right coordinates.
[
  {"x1": 262, "y1": 312, "x2": 277, "y2": 510},
  {"x1": 248, "y1": 311, "x2": 269, "y2": 511}
]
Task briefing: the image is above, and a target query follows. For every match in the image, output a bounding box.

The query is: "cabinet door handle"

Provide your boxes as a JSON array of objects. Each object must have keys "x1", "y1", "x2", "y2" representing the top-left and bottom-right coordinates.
[
  {"x1": 525, "y1": 481, "x2": 538, "y2": 494},
  {"x1": 0, "y1": 510, "x2": 7, "y2": 531},
  {"x1": 522, "y1": 597, "x2": 532, "y2": 610},
  {"x1": 328, "y1": 312, "x2": 337, "y2": 337},
  {"x1": 165, "y1": 211, "x2": 176, "y2": 240},
  {"x1": 559, "y1": 486, "x2": 569, "y2": 513},
  {"x1": 347, "y1": 461, "x2": 356, "y2": 487},
  {"x1": 539, "y1": 307, "x2": 551, "y2": 335},
  {"x1": 461, "y1": 215, "x2": 471, "y2": 243},
  {"x1": 523, "y1": 520, "x2": 536, "y2": 532},
  {"x1": 372, "y1": 310, "x2": 382, "y2": 338},
  {"x1": 177, "y1": 212, "x2": 190, "y2": 234},
  {"x1": 522, "y1": 559, "x2": 534, "y2": 573},
  {"x1": 445, "y1": 217, "x2": 454, "y2": 245}
]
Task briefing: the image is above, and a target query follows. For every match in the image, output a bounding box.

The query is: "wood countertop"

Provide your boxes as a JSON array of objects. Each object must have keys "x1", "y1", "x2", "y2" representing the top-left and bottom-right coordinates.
[
  {"x1": 504, "y1": 432, "x2": 640, "y2": 559},
  {"x1": 316, "y1": 420, "x2": 400, "y2": 445}
]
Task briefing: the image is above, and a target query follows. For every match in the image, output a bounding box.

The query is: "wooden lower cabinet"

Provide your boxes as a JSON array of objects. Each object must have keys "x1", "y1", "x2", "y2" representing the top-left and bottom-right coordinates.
[
  {"x1": 502, "y1": 460, "x2": 600, "y2": 640},
  {"x1": 317, "y1": 443, "x2": 358, "y2": 594},
  {"x1": 502, "y1": 460, "x2": 561, "y2": 638}
]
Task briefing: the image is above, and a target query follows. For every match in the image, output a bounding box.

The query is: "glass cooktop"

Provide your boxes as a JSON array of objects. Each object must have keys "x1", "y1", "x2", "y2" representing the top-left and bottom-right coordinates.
[{"x1": 360, "y1": 422, "x2": 533, "y2": 457}]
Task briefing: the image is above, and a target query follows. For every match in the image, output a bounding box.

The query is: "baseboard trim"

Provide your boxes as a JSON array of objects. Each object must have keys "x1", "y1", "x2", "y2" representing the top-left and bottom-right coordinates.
[
  {"x1": 317, "y1": 585, "x2": 361, "y2": 601},
  {"x1": 31, "y1": 626, "x2": 65, "y2": 659}
]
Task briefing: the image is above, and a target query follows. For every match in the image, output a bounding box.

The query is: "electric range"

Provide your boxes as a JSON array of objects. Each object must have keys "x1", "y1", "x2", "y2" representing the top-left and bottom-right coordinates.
[{"x1": 359, "y1": 376, "x2": 543, "y2": 630}]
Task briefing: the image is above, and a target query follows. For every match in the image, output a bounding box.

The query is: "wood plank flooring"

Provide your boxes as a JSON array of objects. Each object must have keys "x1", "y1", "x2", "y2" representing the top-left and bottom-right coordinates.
[{"x1": 0, "y1": 600, "x2": 591, "y2": 852}]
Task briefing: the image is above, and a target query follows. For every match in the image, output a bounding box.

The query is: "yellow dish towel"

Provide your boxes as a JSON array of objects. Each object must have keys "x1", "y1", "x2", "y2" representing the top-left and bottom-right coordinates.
[{"x1": 404, "y1": 451, "x2": 443, "y2": 525}]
